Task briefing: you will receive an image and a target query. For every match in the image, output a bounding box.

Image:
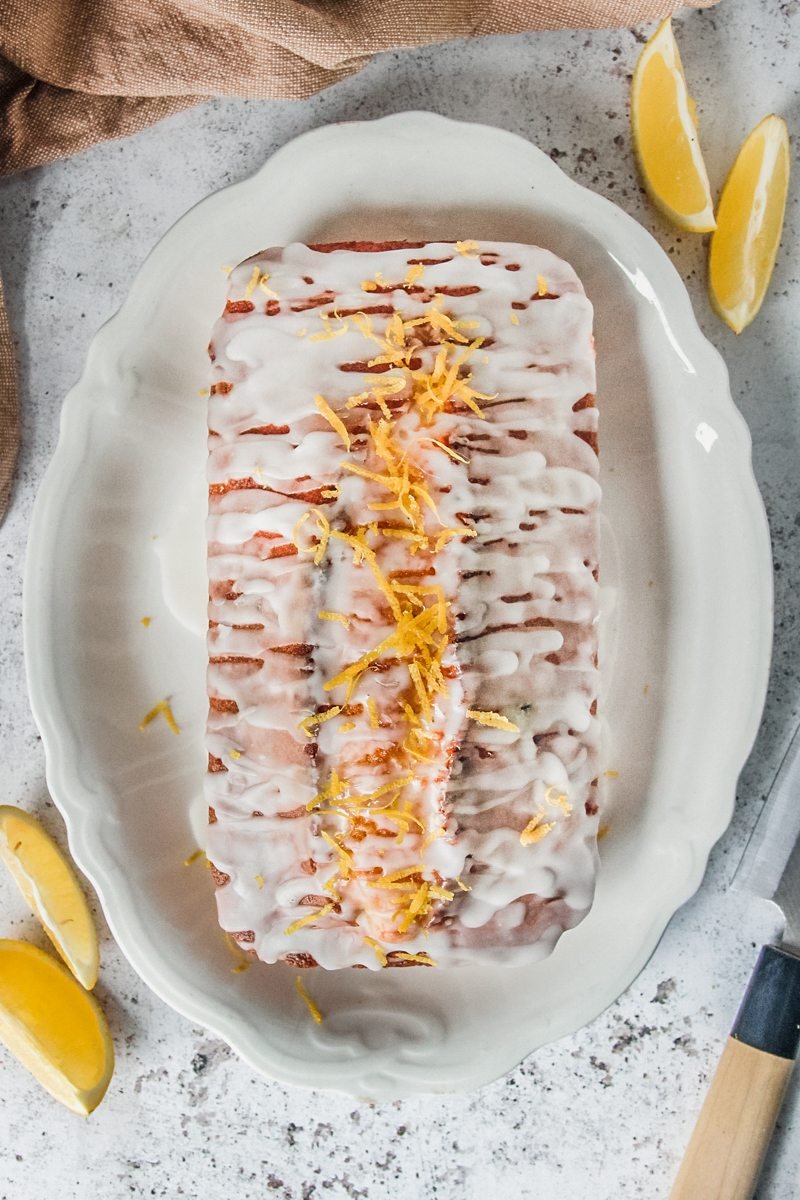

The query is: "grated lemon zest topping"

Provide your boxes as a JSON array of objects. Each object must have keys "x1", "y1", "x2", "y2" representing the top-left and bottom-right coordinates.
[
  {"x1": 255, "y1": 874, "x2": 264, "y2": 889},
  {"x1": 223, "y1": 933, "x2": 252, "y2": 968},
  {"x1": 319, "y1": 610, "x2": 350, "y2": 627},
  {"x1": 395, "y1": 881, "x2": 430, "y2": 931},
  {"x1": 285, "y1": 902, "x2": 335, "y2": 936},
  {"x1": 520, "y1": 811, "x2": 556, "y2": 846},
  {"x1": 295, "y1": 976, "x2": 323, "y2": 1023},
  {"x1": 295, "y1": 508, "x2": 331, "y2": 565},
  {"x1": 183, "y1": 848, "x2": 205, "y2": 866},
  {"x1": 545, "y1": 786, "x2": 572, "y2": 815},
  {"x1": 309, "y1": 313, "x2": 350, "y2": 342},
  {"x1": 363, "y1": 775, "x2": 414, "y2": 802},
  {"x1": 225, "y1": 932, "x2": 252, "y2": 972},
  {"x1": 298, "y1": 706, "x2": 342, "y2": 736},
  {"x1": 363, "y1": 936, "x2": 388, "y2": 967},
  {"x1": 345, "y1": 374, "x2": 406, "y2": 417},
  {"x1": 312, "y1": 512, "x2": 331, "y2": 565},
  {"x1": 454, "y1": 241, "x2": 479, "y2": 258},
  {"x1": 306, "y1": 773, "x2": 413, "y2": 813},
  {"x1": 229, "y1": 749, "x2": 242, "y2": 759},
  {"x1": 349, "y1": 311, "x2": 374, "y2": 338},
  {"x1": 403, "y1": 735, "x2": 435, "y2": 764},
  {"x1": 425, "y1": 438, "x2": 469, "y2": 464},
  {"x1": 243, "y1": 266, "x2": 261, "y2": 299},
  {"x1": 420, "y1": 825, "x2": 446, "y2": 850},
  {"x1": 408, "y1": 662, "x2": 433, "y2": 722},
  {"x1": 467, "y1": 709, "x2": 519, "y2": 733},
  {"x1": 435, "y1": 527, "x2": 477, "y2": 551},
  {"x1": 258, "y1": 272, "x2": 279, "y2": 299},
  {"x1": 284, "y1": 291, "x2": 518, "y2": 948},
  {"x1": 360, "y1": 272, "x2": 386, "y2": 293},
  {"x1": 425, "y1": 310, "x2": 469, "y2": 344},
  {"x1": 320, "y1": 831, "x2": 353, "y2": 883},
  {"x1": 140, "y1": 616, "x2": 152, "y2": 627},
  {"x1": 139, "y1": 699, "x2": 181, "y2": 736},
  {"x1": 391, "y1": 951, "x2": 437, "y2": 966},
  {"x1": 369, "y1": 864, "x2": 425, "y2": 887},
  {"x1": 537, "y1": 274, "x2": 548, "y2": 297},
  {"x1": 510, "y1": 311, "x2": 520, "y2": 326},
  {"x1": 293, "y1": 510, "x2": 311, "y2": 546},
  {"x1": 314, "y1": 394, "x2": 350, "y2": 450},
  {"x1": 328, "y1": 530, "x2": 402, "y2": 622}
]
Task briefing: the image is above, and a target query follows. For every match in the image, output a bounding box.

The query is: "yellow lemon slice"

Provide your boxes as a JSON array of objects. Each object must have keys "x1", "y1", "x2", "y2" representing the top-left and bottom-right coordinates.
[
  {"x1": 631, "y1": 17, "x2": 716, "y2": 232},
  {"x1": 0, "y1": 940, "x2": 114, "y2": 1115},
  {"x1": 0, "y1": 806, "x2": 99, "y2": 989},
  {"x1": 709, "y1": 115, "x2": 791, "y2": 334}
]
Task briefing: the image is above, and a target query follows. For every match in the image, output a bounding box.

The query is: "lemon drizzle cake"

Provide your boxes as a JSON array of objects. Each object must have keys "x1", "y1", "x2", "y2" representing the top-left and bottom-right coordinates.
[{"x1": 206, "y1": 239, "x2": 599, "y2": 969}]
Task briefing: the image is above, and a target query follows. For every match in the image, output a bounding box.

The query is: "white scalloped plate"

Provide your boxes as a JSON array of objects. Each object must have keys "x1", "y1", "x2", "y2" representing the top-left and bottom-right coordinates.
[{"x1": 24, "y1": 113, "x2": 771, "y2": 1099}]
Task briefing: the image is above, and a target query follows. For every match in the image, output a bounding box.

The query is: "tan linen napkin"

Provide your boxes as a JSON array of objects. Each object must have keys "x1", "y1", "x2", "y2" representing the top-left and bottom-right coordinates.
[
  {"x1": 0, "y1": 0, "x2": 716, "y2": 522},
  {"x1": 0, "y1": 275, "x2": 16, "y2": 521}
]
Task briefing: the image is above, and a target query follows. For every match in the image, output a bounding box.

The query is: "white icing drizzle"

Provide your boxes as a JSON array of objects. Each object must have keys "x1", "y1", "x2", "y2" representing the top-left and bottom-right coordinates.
[{"x1": 206, "y1": 240, "x2": 600, "y2": 969}]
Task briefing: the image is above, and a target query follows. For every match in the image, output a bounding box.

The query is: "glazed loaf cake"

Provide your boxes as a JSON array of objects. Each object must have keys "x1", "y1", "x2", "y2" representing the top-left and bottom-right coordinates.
[{"x1": 206, "y1": 239, "x2": 600, "y2": 969}]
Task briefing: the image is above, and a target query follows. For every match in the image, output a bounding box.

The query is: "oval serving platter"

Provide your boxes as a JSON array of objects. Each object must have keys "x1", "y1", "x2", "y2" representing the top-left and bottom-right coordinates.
[{"x1": 24, "y1": 112, "x2": 772, "y2": 1099}]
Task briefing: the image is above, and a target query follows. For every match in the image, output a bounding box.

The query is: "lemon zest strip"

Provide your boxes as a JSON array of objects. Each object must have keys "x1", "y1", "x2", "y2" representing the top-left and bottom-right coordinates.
[
  {"x1": 467, "y1": 709, "x2": 519, "y2": 733},
  {"x1": 314, "y1": 394, "x2": 351, "y2": 450},
  {"x1": 319, "y1": 610, "x2": 350, "y2": 627},
  {"x1": 295, "y1": 976, "x2": 323, "y2": 1023},
  {"x1": 140, "y1": 699, "x2": 181, "y2": 736},
  {"x1": 284, "y1": 903, "x2": 335, "y2": 936},
  {"x1": 298, "y1": 706, "x2": 342, "y2": 736}
]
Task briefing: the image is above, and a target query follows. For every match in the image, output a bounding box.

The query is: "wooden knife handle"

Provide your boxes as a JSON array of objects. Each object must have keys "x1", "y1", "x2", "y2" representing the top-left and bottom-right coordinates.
[{"x1": 670, "y1": 945, "x2": 800, "y2": 1200}]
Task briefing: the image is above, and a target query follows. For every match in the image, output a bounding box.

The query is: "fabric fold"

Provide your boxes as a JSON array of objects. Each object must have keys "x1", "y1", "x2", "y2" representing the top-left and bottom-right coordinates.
[
  {"x1": 0, "y1": 276, "x2": 18, "y2": 524},
  {"x1": 0, "y1": 0, "x2": 715, "y2": 174}
]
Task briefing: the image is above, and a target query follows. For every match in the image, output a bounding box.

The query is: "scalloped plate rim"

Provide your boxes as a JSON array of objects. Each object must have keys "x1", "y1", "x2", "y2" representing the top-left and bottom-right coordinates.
[{"x1": 23, "y1": 111, "x2": 772, "y2": 1098}]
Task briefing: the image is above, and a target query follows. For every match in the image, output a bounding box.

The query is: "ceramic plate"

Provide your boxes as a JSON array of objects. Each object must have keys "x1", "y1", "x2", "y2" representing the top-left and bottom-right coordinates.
[{"x1": 24, "y1": 113, "x2": 772, "y2": 1099}]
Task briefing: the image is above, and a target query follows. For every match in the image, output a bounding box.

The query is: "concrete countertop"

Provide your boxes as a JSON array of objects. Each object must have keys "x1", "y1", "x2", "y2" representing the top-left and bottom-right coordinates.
[{"x1": 1, "y1": 2, "x2": 798, "y2": 1197}]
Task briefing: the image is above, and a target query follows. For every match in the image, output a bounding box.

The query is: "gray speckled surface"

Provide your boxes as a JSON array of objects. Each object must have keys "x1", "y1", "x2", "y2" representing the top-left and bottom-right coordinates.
[{"x1": 1, "y1": 3, "x2": 799, "y2": 1197}]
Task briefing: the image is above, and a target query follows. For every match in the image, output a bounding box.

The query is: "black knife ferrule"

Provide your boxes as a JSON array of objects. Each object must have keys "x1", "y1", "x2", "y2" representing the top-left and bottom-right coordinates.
[{"x1": 731, "y1": 943, "x2": 800, "y2": 1060}]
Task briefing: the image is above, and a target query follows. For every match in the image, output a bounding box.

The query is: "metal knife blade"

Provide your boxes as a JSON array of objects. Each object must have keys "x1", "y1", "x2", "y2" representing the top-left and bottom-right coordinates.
[
  {"x1": 734, "y1": 719, "x2": 800, "y2": 951},
  {"x1": 775, "y1": 838, "x2": 800, "y2": 952}
]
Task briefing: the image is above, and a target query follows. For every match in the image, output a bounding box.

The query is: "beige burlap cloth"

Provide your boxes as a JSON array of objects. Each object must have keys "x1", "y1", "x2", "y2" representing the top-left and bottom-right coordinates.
[{"x1": 0, "y1": 0, "x2": 715, "y2": 522}]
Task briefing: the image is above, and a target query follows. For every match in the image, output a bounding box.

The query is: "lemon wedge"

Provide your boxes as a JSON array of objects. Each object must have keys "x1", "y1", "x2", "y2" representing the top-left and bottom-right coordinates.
[
  {"x1": 709, "y1": 115, "x2": 791, "y2": 334},
  {"x1": 631, "y1": 17, "x2": 716, "y2": 232},
  {"x1": 0, "y1": 806, "x2": 99, "y2": 989},
  {"x1": 0, "y1": 940, "x2": 114, "y2": 1114}
]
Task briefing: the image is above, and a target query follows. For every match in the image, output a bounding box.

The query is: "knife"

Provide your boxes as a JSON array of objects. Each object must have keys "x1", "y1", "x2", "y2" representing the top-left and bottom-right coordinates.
[{"x1": 670, "y1": 723, "x2": 800, "y2": 1200}]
